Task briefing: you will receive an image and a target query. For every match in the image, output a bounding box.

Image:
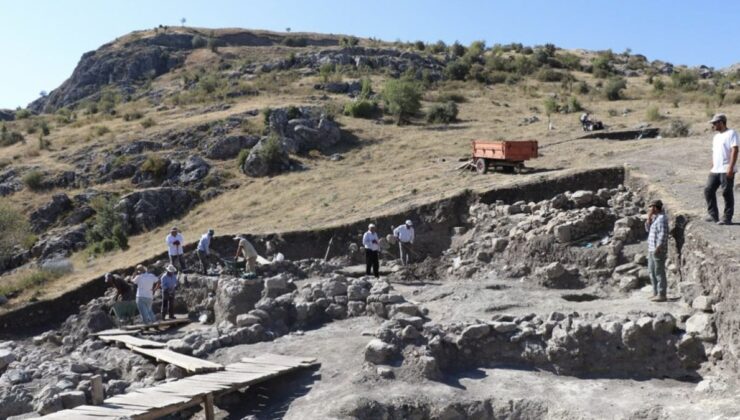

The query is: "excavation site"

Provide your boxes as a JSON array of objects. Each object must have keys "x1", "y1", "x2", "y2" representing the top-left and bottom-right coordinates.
[{"x1": 1, "y1": 166, "x2": 739, "y2": 420}]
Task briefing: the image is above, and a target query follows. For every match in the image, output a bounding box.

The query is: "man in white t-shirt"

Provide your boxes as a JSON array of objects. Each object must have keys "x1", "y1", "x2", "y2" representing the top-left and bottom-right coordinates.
[
  {"x1": 234, "y1": 235, "x2": 259, "y2": 274},
  {"x1": 362, "y1": 224, "x2": 380, "y2": 278},
  {"x1": 166, "y1": 227, "x2": 187, "y2": 272},
  {"x1": 130, "y1": 264, "x2": 158, "y2": 324},
  {"x1": 393, "y1": 220, "x2": 415, "y2": 266},
  {"x1": 704, "y1": 113, "x2": 739, "y2": 224}
]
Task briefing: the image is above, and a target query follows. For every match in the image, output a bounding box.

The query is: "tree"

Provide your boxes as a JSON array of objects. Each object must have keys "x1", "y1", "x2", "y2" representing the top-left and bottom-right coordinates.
[
  {"x1": 286, "y1": 27, "x2": 291, "y2": 32},
  {"x1": 39, "y1": 90, "x2": 48, "y2": 98},
  {"x1": 180, "y1": 17, "x2": 186, "y2": 27},
  {"x1": 382, "y1": 79, "x2": 422, "y2": 125}
]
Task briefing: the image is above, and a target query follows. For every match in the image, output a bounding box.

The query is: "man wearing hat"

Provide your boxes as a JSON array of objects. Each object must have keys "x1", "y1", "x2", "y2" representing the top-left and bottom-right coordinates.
[
  {"x1": 130, "y1": 265, "x2": 158, "y2": 324},
  {"x1": 197, "y1": 229, "x2": 215, "y2": 275},
  {"x1": 393, "y1": 219, "x2": 415, "y2": 266},
  {"x1": 704, "y1": 113, "x2": 739, "y2": 224},
  {"x1": 156, "y1": 265, "x2": 179, "y2": 320},
  {"x1": 362, "y1": 223, "x2": 380, "y2": 278},
  {"x1": 645, "y1": 199, "x2": 669, "y2": 302},
  {"x1": 166, "y1": 227, "x2": 187, "y2": 272},
  {"x1": 105, "y1": 272, "x2": 134, "y2": 302},
  {"x1": 234, "y1": 234, "x2": 259, "y2": 274}
]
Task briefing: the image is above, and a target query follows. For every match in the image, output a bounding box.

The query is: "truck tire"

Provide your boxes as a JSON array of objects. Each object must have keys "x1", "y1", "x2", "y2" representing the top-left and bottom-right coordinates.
[{"x1": 475, "y1": 158, "x2": 487, "y2": 174}]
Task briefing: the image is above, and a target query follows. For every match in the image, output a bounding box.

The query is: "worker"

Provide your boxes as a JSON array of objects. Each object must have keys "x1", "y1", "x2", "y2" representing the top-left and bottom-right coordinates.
[
  {"x1": 362, "y1": 223, "x2": 380, "y2": 278},
  {"x1": 166, "y1": 227, "x2": 186, "y2": 272},
  {"x1": 234, "y1": 234, "x2": 259, "y2": 274},
  {"x1": 645, "y1": 199, "x2": 669, "y2": 302},
  {"x1": 704, "y1": 113, "x2": 738, "y2": 225},
  {"x1": 197, "y1": 229, "x2": 215, "y2": 274},
  {"x1": 393, "y1": 220, "x2": 415, "y2": 266},
  {"x1": 105, "y1": 272, "x2": 134, "y2": 301},
  {"x1": 579, "y1": 112, "x2": 591, "y2": 131},
  {"x1": 156, "y1": 264, "x2": 179, "y2": 320},
  {"x1": 130, "y1": 265, "x2": 158, "y2": 324}
]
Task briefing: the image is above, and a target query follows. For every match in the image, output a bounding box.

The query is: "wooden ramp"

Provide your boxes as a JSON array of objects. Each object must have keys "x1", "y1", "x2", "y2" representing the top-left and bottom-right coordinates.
[
  {"x1": 98, "y1": 334, "x2": 223, "y2": 373},
  {"x1": 99, "y1": 335, "x2": 166, "y2": 349},
  {"x1": 39, "y1": 354, "x2": 319, "y2": 419},
  {"x1": 91, "y1": 319, "x2": 191, "y2": 337}
]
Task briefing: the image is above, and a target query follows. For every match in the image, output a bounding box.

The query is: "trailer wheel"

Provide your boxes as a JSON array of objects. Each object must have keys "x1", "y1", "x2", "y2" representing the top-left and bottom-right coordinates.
[
  {"x1": 475, "y1": 158, "x2": 487, "y2": 174},
  {"x1": 515, "y1": 163, "x2": 525, "y2": 174}
]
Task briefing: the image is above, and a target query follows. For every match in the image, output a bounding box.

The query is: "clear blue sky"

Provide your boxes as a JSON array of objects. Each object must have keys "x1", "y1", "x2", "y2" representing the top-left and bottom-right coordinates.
[{"x1": 1, "y1": 0, "x2": 738, "y2": 109}]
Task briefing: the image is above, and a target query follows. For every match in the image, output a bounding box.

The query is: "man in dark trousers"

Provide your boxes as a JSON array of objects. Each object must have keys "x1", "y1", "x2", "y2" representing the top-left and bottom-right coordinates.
[
  {"x1": 704, "y1": 113, "x2": 739, "y2": 224},
  {"x1": 362, "y1": 223, "x2": 380, "y2": 278},
  {"x1": 645, "y1": 199, "x2": 669, "y2": 302},
  {"x1": 156, "y1": 264, "x2": 179, "y2": 320}
]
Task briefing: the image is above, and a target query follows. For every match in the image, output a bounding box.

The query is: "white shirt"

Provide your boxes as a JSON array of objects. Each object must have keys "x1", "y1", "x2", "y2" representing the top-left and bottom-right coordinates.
[
  {"x1": 393, "y1": 225, "x2": 415, "y2": 243},
  {"x1": 238, "y1": 238, "x2": 258, "y2": 258},
  {"x1": 166, "y1": 233, "x2": 185, "y2": 256},
  {"x1": 133, "y1": 273, "x2": 158, "y2": 298},
  {"x1": 362, "y1": 231, "x2": 380, "y2": 251},
  {"x1": 711, "y1": 129, "x2": 739, "y2": 173}
]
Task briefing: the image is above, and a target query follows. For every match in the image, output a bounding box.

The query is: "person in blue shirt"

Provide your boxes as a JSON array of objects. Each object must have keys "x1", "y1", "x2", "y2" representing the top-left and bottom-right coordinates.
[
  {"x1": 197, "y1": 229, "x2": 215, "y2": 274},
  {"x1": 157, "y1": 264, "x2": 179, "y2": 320}
]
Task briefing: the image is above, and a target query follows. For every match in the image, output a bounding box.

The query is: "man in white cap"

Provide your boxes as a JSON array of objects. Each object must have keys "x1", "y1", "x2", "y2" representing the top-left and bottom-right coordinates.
[
  {"x1": 129, "y1": 265, "x2": 158, "y2": 324},
  {"x1": 362, "y1": 223, "x2": 380, "y2": 278},
  {"x1": 393, "y1": 219, "x2": 415, "y2": 265},
  {"x1": 156, "y1": 264, "x2": 179, "y2": 320},
  {"x1": 166, "y1": 226, "x2": 186, "y2": 271},
  {"x1": 704, "y1": 113, "x2": 739, "y2": 224},
  {"x1": 234, "y1": 234, "x2": 259, "y2": 274},
  {"x1": 197, "y1": 229, "x2": 215, "y2": 274}
]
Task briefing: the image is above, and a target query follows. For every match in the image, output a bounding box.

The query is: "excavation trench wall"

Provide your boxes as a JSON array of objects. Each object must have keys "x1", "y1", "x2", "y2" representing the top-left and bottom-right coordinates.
[{"x1": 0, "y1": 167, "x2": 624, "y2": 337}]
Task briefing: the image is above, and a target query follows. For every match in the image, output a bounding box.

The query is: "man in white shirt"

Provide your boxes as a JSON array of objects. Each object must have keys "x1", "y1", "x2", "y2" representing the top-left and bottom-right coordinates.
[
  {"x1": 197, "y1": 229, "x2": 215, "y2": 274},
  {"x1": 362, "y1": 224, "x2": 380, "y2": 278},
  {"x1": 166, "y1": 227, "x2": 187, "y2": 272},
  {"x1": 234, "y1": 235, "x2": 259, "y2": 274},
  {"x1": 130, "y1": 264, "x2": 158, "y2": 324},
  {"x1": 704, "y1": 113, "x2": 739, "y2": 225},
  {"x1": 393, "y1": 219, "x2": 415, "y2": 266}
]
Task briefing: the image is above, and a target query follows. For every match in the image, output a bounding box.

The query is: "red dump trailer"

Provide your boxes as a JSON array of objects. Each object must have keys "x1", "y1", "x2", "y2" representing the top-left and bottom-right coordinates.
[{"x1": 471, "y1": 140, "x2": 538, "y2": 174}]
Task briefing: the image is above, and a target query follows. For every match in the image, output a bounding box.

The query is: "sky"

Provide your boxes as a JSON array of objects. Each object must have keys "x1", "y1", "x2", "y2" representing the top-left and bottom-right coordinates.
[{"x1": 1, "y1": 0, "x2": 738, "y2": 109}]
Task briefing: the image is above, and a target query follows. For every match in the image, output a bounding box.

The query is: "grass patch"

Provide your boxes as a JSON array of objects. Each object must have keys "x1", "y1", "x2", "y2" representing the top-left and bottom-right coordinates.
[
  {"x1": 0, "y1": 269, "x2": 64, "y2": 297},
  {"x1": 22, "y1": 170, "x2": 45, "y2": 191}
]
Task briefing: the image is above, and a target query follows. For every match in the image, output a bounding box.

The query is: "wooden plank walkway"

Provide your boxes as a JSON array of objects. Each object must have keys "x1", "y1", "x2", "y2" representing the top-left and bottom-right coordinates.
[
  {"x1": 39, "y1": 354, "x2": 319, "y2": 419},
  {"x1": 97, "y1": 334, "x2": 222, "y2": 373},
  {"x1": 91, "y1": 319, "x2": 190, "y2": 337},
  {"x1": 99, "y1": 335, "x2": 166, "y2": 349}
]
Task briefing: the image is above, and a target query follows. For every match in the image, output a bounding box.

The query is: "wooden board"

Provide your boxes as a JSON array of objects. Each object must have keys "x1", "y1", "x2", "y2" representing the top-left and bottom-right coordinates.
[
  {"x1": 129, "y1": 346, "x2": 223, "y2": 373},
  {"x1": 122, "y1": 318, "x2": 190, "y2": 331},
  {"x1": 38, "y1": 353, "x2": 320, "y2": 419},
  {"x1": 99, "y1": 335, "x2": 166, "y2": 349}
]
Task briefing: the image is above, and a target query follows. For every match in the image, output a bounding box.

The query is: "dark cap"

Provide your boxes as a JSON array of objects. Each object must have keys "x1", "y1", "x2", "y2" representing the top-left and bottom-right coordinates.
[
  {"x1": 709, "y1": 113, "x2": 727, "y2": 124},
  {"x1": 649, "y1": 199, "x2": 663, "y2": 210}
]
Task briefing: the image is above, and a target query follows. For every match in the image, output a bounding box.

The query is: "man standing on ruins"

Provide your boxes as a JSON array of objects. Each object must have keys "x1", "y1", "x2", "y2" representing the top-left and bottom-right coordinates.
[
  {"x1": 166, "y1": 227, "x2": 187, "y2": 272},
  {"x1": 645, "y1": 199, "x2": 669, "y2": 302},
  {"x1": 393, "y1": 220, "x2": 415, "y2": 266},
  {"x1": 363, "y1": 224, "x2": 380, "y2": 278},
  {"x1": 704, "y1": 113, "x2": 738, "y2": 225}
]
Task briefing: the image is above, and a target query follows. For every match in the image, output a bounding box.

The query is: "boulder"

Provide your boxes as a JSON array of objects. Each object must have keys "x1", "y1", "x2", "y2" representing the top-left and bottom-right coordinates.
[
  {"x1": 240, "y1": 137, "x2": 291, "y2": 177},
  {"x1": 571, "y1": 190, "x2": 594, "y2": 207},
  {"x1": 31, "y1": 224, "x2": 88, "y2": 259},
  {"x1": 214, "y1": 278, "x2": 264, "y2": 324},
  {"x1": 692, "y1": 295, "x2": 714, "y2": 312},
  {"x1": 116, "y1": 188, "x2": 201, "y2": 235},
  {"x1": 460, "y1": 324, "x2": 491, "y2": 341},
  {"x1": 0, "y1": 349, "x2": 16, "y2": 371},
  {"x1": 235, "y1": 314, "x2": 261, "y2": 327},
  {"x1": 618, "y1": 275, "x2": 640, "y2": 292},
  {"x1": 178, "y1": 156, "x2": 210, "y2": 185},
  {"x1": 205, "y1": 135, "x2": 259, "y2": 160},
  {"x1": 364, "y1": 339, "x2": 397, "y2": 364},
  {"x1": 686, "y1": 313, "x2": 716, "y2": 342},
  {"x1": 59, "y1": 391, "x2": 86, "y2": 409},
  {"x1": 491, "y1": 238, "x2": 509, "y2": 252},
  {"x1": 554, "y1": 224, "x2": 573, "y2": 243},
  {"x1": 29, "y1": 194, "x2": 74, "y2": 233}
]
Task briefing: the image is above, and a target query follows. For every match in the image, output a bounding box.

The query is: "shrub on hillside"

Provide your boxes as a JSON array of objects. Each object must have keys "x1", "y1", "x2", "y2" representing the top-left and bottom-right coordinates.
[
  {"x1": 340, "y1": 36, "x2": 359, "y2": 48},
  {"x1": 382, "y1": 78, "x2": 422, "y2": 125},
  {"x1": 604, "y1": 78, "x2": 627, "y2": 101},
  {"x1": 445, "y1": 60, "x2": 470, "y2": 81},
  {"x1": 140, "y1": 117, "x2": 156, "y2": 128},
  {"x1": 15, "y1": 108, "x2": 31, "y2": 119},
  {"x1": 577, "y1": 81, "x2": 590, "y2": 94},
  {"x1": 543, "y1": 97, "x2": 559, "y2": 117},
  {"x1": 286, "y1": 105, "x2": 300, "y2": 120},
  {"x1": 259, "y1": 133, "x2": 283, "y2": 164},
  {"x1": 591, "y1": 55, "x2": 613, "y2": 78},
  {"x1": 414, "y1": 40, "x2": 426, "y2": 51},
  {"x1": 535, "y1": 69, "x2": 568, "y2": 82},
  {"x1": 663, "y1": 119, "x2": 690, "y2": 138},
  {"x1": 123, "y1": 111, "x2": 144, "y2": 121},
  {"x1": 429, "y1": 40, "x2": 447, "y2": 54},
  {"x1": 86, "y1": 195, "x2": 128, "y2": 255},
  {"x1": 671, "y1": 70, "x2": 699, "y2": 90},
  {"x1": 192, "y1": 35, "x2": 207, "y2": 48},
  {"x1": 449, "y1": 41, "x2": 466, "y2": 58},
  {"x1": 282, "y1": 36, "x2": 308, "y2": 47},
  {"x1": 558, "y1": 53, "x2": 582, "y2": 70},
  {"x1": 22, "y1": 170, "x2": 44, "y2": 191},
  {"x1": 646, "y1": 105, "x2": 661, "y2": 121},
  {"x1": 237, "y1": 148, "x2": 251, "y2": 168},
  {"x1": 0, "y1": 203, "x2": 33, "y2": 258},
  {"x1": 426, "y1": 101, "x2": 458, "y2": 124},
  {"x1": 140, "y1": 154, "x2": 168, "y2": 178},
  {"x1": 565, "y1": 96, "x2": 583, "y2": 113},
  {"x1": 0, "y1": 125, "x2": 24, "y2": 147},
  {"x1": 436, "y1": 92, "x2": 466, "y2": 103},
  {"x1": 344, "y1": 100, "x2": 378, "y2": 118}
]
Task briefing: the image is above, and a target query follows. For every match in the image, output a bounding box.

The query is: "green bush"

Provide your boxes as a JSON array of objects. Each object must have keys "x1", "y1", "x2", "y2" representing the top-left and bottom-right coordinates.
[
  {"x1": 565, "y1": 96, "x2": 583, "y2": 113},
  {"x1": 56, "y1": 107, "x2": 74, "y2": 124},
  {"x1": 319, "y1": 63, "x2": 337, "y2": 83},
  {"x1": 282, "y1": 36, "x2": 308, "y2": 47},
  {"x1": 192, "y1": 35, "x2": 207, "y2": 48},
  {"x1": 426, "y1": 101, "x2": 458, "y2": 124},
  {"x1": 414, "y1": 40, "x2": 426, "y2": 51},
  {"x1": 92, "y1": 125, "x2": 110, "y2": 136},
  {"x1": 359, "y1": 78, "x2": 372, "y2": 100},
  {"x1": 140, "y1": 154, "x2": 168, "y2": 178},
  {"x1": 559, "y1": 53, "x2": 582, "y2": 70},
  {"x1": 663, "y1": 119, "x2": 690, "y2": 137},
  {"x1": 512, "y1": 55, "x2": 536, "y2": 75},
  {"x1": 286, "y1": 105, "x2": 301, "y2": 120},
  {"x1": 123, "y1": 111, "x2": 144, "y2": 121},
  {"x1": 344, "y1": 100, "x2": 378, "y2": 118},
  {"x1": 39, "y1": 121, "x2": 50, "y2": 136},
  {"x1": 237, "y1": 148, "x2": 251, "y2": 168},
  {"x1": 436, "y1": 92, "x2": 466, "y2": 103},
  {"x1": 485, "y1": 71, "x2": 508, "y2": 85},
  {"x1": 646, "y1": 105, "x2": 661, "y2": 121},
  {"x1": 15, "y1": 108, "x2": 31, "y2": 119},
  {"x1": 445, "y1": 60, "x2": 470, "y2": 81},
  {"x1": 429, "y1": 40, "x2": 447, "y2": 54},
  {"x1": 140, "y1": 117, "x2": 156, "y2": 128},
  {"x1": 604, "y1": 78, "x2": 627, "y2": 101},
  {"x1": 0, "y1": 203, "x2": 33, "y2": 258},
  {"x1": 671, "y1": 70, "x2": 699, "y2": 90},
  {"x1": 591, "y1": 55, "x2": 613, "y2": 78},
  {"x1": 543, "y1": 97, "x2": 559, "y2": 116},
  {"x1": 577, "y1": 81, "x2": 590, "y2": 94},
  {"x1": 0, "y1": 125, "x2": 24, "y2": 147},
  {"x1": 262, "y1": 107, "x2": 272, "y2": 126},
  {"x1": 339, "y1": 36, "x2": 359, "y2": 48},
  {"x1": 382, "y1": 78, "x2": 422, "y2": 125},
  {"x1": 449, "y1": 41, "x2": 466, "y2": 58},
  {"x1": 259, "y1": 133, "x2": 283, "y2": 164},
  {"x1": 22, "y1": 170, "x2": 44, "y2": 191},
  {"x1": 86, "y1": 195, "x2": 128, "y2": 255},
  {"x1": 535, "y1": 69, "x2": 568, "y2": 82}
]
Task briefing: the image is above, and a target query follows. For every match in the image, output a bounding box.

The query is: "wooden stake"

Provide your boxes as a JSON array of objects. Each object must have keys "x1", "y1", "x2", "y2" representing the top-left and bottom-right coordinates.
[
  {"x1": 91, "y1": 374, "x2": 104, "y2": 405},
  {"x1": 203, "y1": 393, "x2": 215, "y2": 420},
  {"x1": 323, "y1": 237, "x2": 334, "y2": 261}
]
